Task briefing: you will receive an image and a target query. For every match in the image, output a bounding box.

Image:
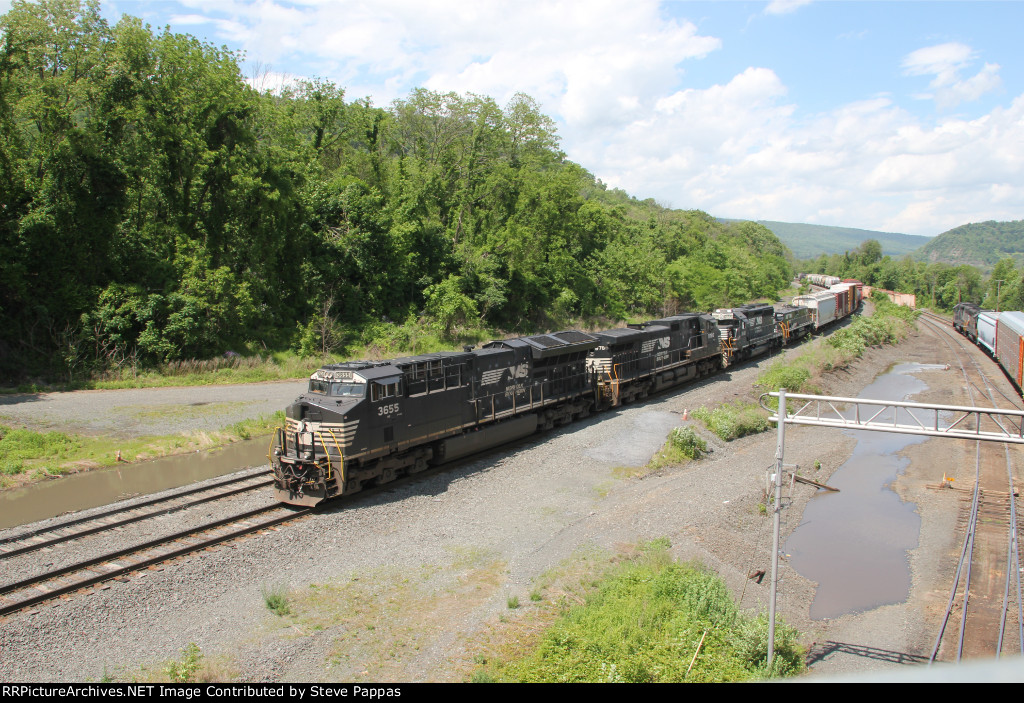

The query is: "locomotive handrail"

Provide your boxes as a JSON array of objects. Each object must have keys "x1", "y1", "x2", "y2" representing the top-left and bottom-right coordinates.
[
  {"x1": 267, "y1": 427, "x2": 280, "y2": 466},
  {"x1": 326, "y1": 428, "x2": 343, "y2": 484},
  {"x1": 316, "y1": 431, "x2": 333, "y2": 482}
]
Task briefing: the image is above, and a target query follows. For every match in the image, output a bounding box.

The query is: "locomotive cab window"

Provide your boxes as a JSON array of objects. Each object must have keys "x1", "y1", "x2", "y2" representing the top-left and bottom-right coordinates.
[{"x1": 371, "y1": 380, "x2": 400, "y2": 402}]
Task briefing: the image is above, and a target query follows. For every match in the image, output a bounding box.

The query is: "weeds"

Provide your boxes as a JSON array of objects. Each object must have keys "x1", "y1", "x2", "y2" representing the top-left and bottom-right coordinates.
[
  {"x1": 629, "y1": 426, "x2": 710, "y2": 477},
  {"x1": 668, "y1": 427, "x2": 707, "y2": 460},
  {"x1": 262, "y1": 583, "x2": 292, "y2": 616},
  {"x1": 494, "y1": 540, "x2": 804, "y2": 682},
  {"x1": 692, "y1": 403, "x2": 771, "y2": 441},
  {"x1": 164, "y1": 643, "x2": 203, "y2": 683}
]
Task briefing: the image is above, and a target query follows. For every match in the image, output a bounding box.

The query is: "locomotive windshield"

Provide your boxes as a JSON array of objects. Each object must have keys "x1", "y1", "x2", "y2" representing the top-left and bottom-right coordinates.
[{"x1": 308, "y1": 380, "x2": 366, "y2": 397}]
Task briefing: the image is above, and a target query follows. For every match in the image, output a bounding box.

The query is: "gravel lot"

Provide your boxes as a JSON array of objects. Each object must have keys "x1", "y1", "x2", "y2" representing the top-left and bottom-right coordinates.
[
  {"x1": 1, "y1": 320, "x2": 1019, "y2": 682},
  {"x1": 0, "y1": 380, "x2": 307, "y2": 438}
]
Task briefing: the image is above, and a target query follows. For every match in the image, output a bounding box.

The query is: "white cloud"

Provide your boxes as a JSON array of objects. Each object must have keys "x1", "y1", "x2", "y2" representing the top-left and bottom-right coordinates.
[
  {"x1": 164, "y1": 0, "x2": 721, "y2": 117},
  {"x1": 585, "y1": 70, "x2": 1024, "y2": 236},
  {"x1": 83, "y1": 0, "x2": 1023, "y2": 238},
  {"x1": 902, "y1": 42, "x2": 1002, "y2": 109},
  {"x1": 764, "y1": 0, "x2": 813, "y2": 15}
]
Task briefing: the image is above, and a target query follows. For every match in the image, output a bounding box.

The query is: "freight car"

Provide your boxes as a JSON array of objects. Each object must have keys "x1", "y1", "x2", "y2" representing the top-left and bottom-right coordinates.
[
  {"x1": 803, "y1": 273, "x2": 843, "y2": 288},
  {"x1": 792, "y1": 290, "x2": 839, "y2": 329},
  {"x1": 977, "y1": 311, "x2": 1000, "y2": 356},
  {"x1": 271, "y1": 296, "x2": 861, "y2": 506},
  {"x1": 949, "y1": 304, "x2": 1024, "y2": 394},
  {"x1": 995, "y1": 312, "x2": 1024, "y2": 391}
]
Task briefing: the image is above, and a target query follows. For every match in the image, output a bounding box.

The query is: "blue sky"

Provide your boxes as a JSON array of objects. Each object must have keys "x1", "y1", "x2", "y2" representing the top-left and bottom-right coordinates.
[{"x1": 4, "y1": 0, "x2": 1022, "y2": 237}]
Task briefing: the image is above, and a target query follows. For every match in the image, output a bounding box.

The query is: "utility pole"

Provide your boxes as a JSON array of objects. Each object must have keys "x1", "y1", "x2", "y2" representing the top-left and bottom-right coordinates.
[{"x1": 994, "y1": 279, "x2": 1005, "y2": 312}]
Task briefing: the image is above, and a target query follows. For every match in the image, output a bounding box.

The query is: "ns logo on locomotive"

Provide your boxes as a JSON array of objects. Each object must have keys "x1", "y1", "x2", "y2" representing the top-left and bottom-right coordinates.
[{"x1": 271, "y1": 283, "x2": 862, "y2": 507}]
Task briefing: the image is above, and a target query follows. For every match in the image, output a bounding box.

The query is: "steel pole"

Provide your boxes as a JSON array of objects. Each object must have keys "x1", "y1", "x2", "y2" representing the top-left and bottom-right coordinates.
[{"x1": 768, "y1": 388, "x2": 786, "y2": 670}]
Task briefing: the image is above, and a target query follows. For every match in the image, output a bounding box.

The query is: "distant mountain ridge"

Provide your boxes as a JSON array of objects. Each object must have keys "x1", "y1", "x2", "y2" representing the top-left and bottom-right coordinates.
[
  {"x1": 748, "y1": 220, "x2": 929, "y2": 260},
  {"x1": 915, "y1": 220, "x2": 1024, "y2": 272}
]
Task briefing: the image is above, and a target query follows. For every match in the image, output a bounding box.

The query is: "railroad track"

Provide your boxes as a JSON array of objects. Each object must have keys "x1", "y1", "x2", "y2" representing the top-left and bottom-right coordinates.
[
  {"x1": 918, "y1": 311, "x2": 1023, "y2": 661},
  {"x1": 0, "y1": 501, "x2": 311, "y2": 618},
  {"x1": 0, "y1": 469, "x2": 273, "y2": 559}
]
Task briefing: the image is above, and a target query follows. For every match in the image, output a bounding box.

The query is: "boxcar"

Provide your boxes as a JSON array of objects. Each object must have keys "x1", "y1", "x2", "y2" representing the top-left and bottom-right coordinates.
[{"x1": 995, "y1": 311, "x2": 1024, "y2": 390}]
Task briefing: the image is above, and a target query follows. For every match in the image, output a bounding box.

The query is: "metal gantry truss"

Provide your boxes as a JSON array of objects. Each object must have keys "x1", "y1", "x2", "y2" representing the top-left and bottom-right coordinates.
[
  {"x1": 761, "y1": 389, "x2": 1024, "y2": 668},
  {"x1": 768, "y1": 392, "x2": 1024, "y2": 444}
]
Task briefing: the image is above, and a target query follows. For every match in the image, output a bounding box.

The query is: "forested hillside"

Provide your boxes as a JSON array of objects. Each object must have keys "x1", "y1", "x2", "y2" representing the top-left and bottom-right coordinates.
[
  {"x1": 0, "y1": 0, "x2": 793, "y2": 383},
  {"x1": 802, "y1": 239, "x2": 991, "y2": 310},
  {"x1": 915, "y1": 220, "x2": 1024, "y2": 272},
  {"x1": 752, "y1": 220, "x2": 928, "y2": 259}
]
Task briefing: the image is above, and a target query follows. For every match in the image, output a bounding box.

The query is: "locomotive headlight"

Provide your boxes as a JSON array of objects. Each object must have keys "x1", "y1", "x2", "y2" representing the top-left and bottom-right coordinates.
[{"x1": 303, "y1": 450, "x2": 313, "y2": 460}]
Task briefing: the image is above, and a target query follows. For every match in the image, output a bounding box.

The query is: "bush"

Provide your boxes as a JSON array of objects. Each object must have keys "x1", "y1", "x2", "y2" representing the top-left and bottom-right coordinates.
[
  {"x1": 692, "y1": 403, "x2": 771, "y2": 441},
  {"x1": 668, "y1": 427, "x2": 707, "y2": 460},
  {"x1": 755, "y1": 363, "x2": 810, "y2": 394}
]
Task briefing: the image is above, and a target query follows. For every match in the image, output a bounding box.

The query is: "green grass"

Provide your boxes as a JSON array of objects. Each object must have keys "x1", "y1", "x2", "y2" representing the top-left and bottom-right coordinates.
[
  {"x1": 0, "y1": 411, "x2": 284, "y2": 489},
  {"x1": 826, "y1": 295, "x2": 918, "y2": 357},
  {"x1": 164, "y1": 643, "x2": 204, "y2": 684},
  {"x1": 492, "y1": 540, "x2": 804, "y2": 682},
  {"x1": 636, "y1": 426, "x2": 709, "y2": 474},
  {"x1": 691, "y1": 402, "x2": 771, "y2": 442},
  {"x1": 262, "y1": 583, "x2": 292, "y2": 617}
]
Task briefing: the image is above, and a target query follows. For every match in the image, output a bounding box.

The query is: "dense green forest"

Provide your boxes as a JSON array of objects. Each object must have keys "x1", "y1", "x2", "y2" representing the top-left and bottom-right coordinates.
[
  {"x1": 801, "y1": 238, "x2": 1024, "y2": 312},
  {"x1": 0, "y1": 0, "x2": 794, "y2": 383},
  {"x1": 916, "y1": 220, "x2": 1024, "y2": 272}
]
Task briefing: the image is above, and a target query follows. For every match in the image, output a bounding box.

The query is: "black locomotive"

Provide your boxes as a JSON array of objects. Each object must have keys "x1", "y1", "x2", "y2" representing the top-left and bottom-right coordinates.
[{"x1": 271, "y1": 297, "x2": 846, "y2": 506}]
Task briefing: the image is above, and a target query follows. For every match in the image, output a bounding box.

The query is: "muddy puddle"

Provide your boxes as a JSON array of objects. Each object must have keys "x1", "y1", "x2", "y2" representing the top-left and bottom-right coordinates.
[
  {"x1": 0, "y1": 439, "x2": 271, "y2": 530},
  {"x1": 785, "y1": 362, "x2": 948, "y2": 619}
]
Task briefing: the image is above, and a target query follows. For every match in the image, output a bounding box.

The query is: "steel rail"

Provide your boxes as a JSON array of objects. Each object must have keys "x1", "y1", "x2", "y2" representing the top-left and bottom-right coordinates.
[
  {"x1": 0, "y1": 503, "x2": 310, "y2": 617},
  {"x1": 919, "y1": 312, "x2": 982, "y2": 663},
  {"x1": 0, "y1": 469, "x2": 273, "y2": 547},
  {"x1": 919, "y1": 312, "x2": 1023, "y2": 659},
  {"x1": 0, "y1": 476, "x2": 273, "y2": 560}
]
